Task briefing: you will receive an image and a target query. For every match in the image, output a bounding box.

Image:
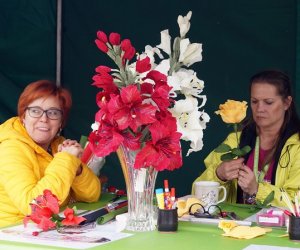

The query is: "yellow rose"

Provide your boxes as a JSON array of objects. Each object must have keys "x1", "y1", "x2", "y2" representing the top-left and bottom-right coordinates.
[
  {"x1": 218, "y1": 220, "x2": 238, "y2": 233},
  {"x1": 215, "y1": 100, "x2": 247, "y2": 124}
]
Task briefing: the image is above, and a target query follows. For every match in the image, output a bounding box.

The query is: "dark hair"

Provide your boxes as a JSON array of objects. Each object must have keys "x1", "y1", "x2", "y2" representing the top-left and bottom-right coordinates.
[
  {"x1": 249, "y1": 70, "x2": 299, "y2": 133},
  {"x1": 239, "y1": 70, "x2": 300, "y2": 183},
  {"x1": 18, "y1": 80, "x2": 72, "y2": 127}
]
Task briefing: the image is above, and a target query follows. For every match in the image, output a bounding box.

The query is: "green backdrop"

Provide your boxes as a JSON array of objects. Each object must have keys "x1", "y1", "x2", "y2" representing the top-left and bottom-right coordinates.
[{"x1": 0, "y1": 0, "x2": 298, "y2": 196}]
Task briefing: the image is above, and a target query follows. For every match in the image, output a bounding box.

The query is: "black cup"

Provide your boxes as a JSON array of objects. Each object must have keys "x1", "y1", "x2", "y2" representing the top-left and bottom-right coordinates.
[
  {"x1": 289, "y1": 216, "x2": 300, "y2": 241},
  {"x1": 157, "y1": 208, "x2": 178, "y2": 232}
]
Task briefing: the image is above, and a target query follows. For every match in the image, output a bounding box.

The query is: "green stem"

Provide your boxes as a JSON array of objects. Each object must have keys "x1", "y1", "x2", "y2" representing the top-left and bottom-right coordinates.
[{"x1": 233, "y1": 123, "x2": 239, "y2": 147}]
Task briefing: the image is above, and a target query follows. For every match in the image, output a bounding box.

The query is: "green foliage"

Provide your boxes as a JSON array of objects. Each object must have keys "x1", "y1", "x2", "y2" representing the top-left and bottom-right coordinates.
[
  {"x1": 250, "y1": 191, "x2": 275, "y2": 211},
  {"x1": 214, "y1": 143, "x2": 251, "y2": 161}
]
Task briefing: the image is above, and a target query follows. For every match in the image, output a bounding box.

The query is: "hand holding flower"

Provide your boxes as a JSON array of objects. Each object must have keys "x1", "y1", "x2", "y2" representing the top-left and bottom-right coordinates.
[{"x1": 216, "y1": 158, "x2": 244, "y2": 181}]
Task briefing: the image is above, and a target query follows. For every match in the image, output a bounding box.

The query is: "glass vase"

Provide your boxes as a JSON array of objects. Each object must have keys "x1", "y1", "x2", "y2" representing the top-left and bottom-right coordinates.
[{"x1": 117, "y1": 144, "x2": 158, "y2": 232}]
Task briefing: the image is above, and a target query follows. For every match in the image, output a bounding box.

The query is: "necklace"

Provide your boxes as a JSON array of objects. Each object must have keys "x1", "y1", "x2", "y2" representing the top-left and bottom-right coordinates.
[{"x1": 254, "y1": 136, "x2": 270, "y2": 183}]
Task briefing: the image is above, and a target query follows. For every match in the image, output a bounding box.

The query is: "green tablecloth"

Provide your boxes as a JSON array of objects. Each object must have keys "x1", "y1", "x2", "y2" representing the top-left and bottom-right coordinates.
[{"x1": 1, "y1": 194, "x2": 300, "y2": 250}]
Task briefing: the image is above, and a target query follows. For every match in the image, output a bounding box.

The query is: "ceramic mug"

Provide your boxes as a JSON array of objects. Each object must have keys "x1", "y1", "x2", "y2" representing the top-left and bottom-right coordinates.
[{"x1": 194, "y1": 181, "x2": 227, "y2": 211}]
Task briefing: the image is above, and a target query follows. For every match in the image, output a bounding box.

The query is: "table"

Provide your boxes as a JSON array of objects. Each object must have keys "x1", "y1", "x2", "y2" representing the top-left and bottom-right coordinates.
[{"x1": 0, "y1": 195, "x2": 299, "y2": 250}]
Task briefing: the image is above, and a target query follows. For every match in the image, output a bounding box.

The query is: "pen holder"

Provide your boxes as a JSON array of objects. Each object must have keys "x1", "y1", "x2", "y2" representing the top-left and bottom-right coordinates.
[
  {"x1": 157, "y1": 208, "x2": 178, "y2": 232},
  {"x1": 289, "y1": 216, "x2": 300, "y2": 241}
]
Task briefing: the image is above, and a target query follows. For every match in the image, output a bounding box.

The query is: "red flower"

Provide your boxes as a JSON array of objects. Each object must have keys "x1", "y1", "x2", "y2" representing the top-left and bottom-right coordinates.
[
  {"x1": 24, "y1": 190, "x2": 86, "y2": 232},
  {"x1": 95, "y1": 31, "x2": 109, "y2": 53},
  {"x1": 37, "y1": 217, "x2": 57, "y2": 231},
  {"x1": 97, "y1": 31, "x2": 108, "y2": 43},
  {"x1": 109, "y1": 32, "x2": 121, "y2": 45},
  {"x1": 88, "y1": 121, "x2": 124, "y2": 157},
  {"x1": 108, "y1": 85, "x2": 157, "y2": 132},
  {"x1": 61, "y1": 207, "x2": 86, "y2": 226},
  {"x1": 121, "y1": 39, "x2": 136, "y2": 61},
  {"x1": 136, "y1": 56, "x2": 151, "y2": 73},
  {"x1": 134, "y1": 119, "x2": 182, "y2": 170},
  {"x1": 92, "y1": 66, "x2": 118, "y2": 93},
  {"x1": 95, "y1": 39, "x2": 108, "y2": 53},
  {"x1": 108, "y1": 186, "x2": 117, "y2": 193}
]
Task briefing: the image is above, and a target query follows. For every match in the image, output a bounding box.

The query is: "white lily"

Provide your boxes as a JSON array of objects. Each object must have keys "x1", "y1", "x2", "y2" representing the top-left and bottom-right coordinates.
[
  {"x1": 170, "y1": 96, "x2": 209, "y2": 156},
  {"x1": 154, "y1": 59, "x2": 170, "y2": 76},
  {"x1": 157, "y1": 29, "x2": 171, "y2": 55},
  {"x1": 168, "y1": 69, "x2": 205, "y2": 98},
  {"x1": 179, "y1": 38, "x2": 202, "y2": 67},
  {"x1": 177, "y1": 11, "x2": 192, "y2": 38}
]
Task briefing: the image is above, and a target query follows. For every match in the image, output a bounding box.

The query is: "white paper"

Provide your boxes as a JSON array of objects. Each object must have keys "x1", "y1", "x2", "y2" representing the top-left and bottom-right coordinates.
[
  {"x1": 243, "y1": 244, "x2": 300, "y2": 250},
  {"x1": 0, "y1": 221, "x2": 132, "y2": 249}
]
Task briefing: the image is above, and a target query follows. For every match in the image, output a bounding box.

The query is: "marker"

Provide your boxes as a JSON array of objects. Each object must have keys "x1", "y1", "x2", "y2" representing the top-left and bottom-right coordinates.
[
  {"x1": 156, "y1": 188, "x2": 164, "y2": 209},
  {"x1": 164, "y1": 180, "x2": 171, "y2": 209},
  {"x1": 171, "y1": 187, "x2": 176, "y2": 209}
]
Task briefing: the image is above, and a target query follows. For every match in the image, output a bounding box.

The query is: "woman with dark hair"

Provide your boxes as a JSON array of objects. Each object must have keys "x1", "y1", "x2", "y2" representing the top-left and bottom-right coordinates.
[
  {"x1": 194, "y1": 70, "x2": 300, "y2": 206},
  {"x1": 0, "y1": 80, "x2": 101, "y2": 227}
]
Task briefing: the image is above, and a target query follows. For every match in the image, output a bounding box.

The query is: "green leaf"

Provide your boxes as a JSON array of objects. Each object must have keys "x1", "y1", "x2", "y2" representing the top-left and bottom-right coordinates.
[
  {"x1": 241, "y1": 145, "x2": 251, "y2": 154},
  {"x1": 214, "y1": 143, "x2": 232, "y2": 153},
  {"x1": 221, "y1": 152, "x2": 236, "y2": 161},
  {"x1": 231, "y1": 148, "x2": 244, "y2": 157},
  {"x1": 173, "y1": 37, "x2": 180, "y2": 56},
  {"x1": 262, "y1": 191, "x2": 275, "y2": 207}
]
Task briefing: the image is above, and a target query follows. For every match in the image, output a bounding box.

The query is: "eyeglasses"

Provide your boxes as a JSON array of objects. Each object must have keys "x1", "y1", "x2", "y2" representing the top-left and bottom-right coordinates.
[
  {"x1": 189, "y1": 203, "x2": 223, "y2": 218},
  {"x1": 26, "y1": 107, "x2": 63, "y2": 120}
]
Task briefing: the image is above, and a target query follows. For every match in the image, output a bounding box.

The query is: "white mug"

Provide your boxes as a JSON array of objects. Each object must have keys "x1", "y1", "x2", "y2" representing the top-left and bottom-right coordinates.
[{"x1": 194, "y1": 181, "x2": 227, "y2": 212}]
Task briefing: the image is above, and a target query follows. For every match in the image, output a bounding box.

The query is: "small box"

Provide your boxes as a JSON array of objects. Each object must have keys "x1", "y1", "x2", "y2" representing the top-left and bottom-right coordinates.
[{"x1": 256, "y1": 209, "x2": 285, "y2": 227}]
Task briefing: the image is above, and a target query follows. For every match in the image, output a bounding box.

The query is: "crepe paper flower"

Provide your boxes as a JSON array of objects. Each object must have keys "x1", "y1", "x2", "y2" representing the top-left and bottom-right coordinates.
[
  {"x1": 218, "y1": 220, "x2": 238, "y2": 233},
  {"x1": 214, "y1": 100, "x2": 251, "y2": 161},
  {"x1": 177, "y1": 11, "x2": 192, "y2": 38},
  {"x1": 179, "y1": 39, "x2": 203, "y2": 67},
  {"x1": 215, "y1": 99, "x2": 247, "y2": 124},
  {"x1": 23, "y1": 189, "x2": 86, "y2": 232},
  {"x1": 157, "y1": 29, "x2": 171, "y2": 55},
  {"x1": 170, "y1": 96, "x2": 209, "y2": 156},
  {"x1": 86, "y1": 10, "x2": 209, "y2": 171},
  {"x1": 61, "y1": 207, "x2": 86, "y2": 226}
]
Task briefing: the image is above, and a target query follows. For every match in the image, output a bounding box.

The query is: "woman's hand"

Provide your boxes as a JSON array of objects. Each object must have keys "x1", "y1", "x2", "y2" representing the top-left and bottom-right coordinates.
[
  {"x1": 58, "y1": 139, "x2": 83, "y2": 159},
  {"x1": 216, "y1": 158, "x2": 244, "y2": 181},
  {"x1": 238, "y1": 164, "x2": 258, "y2": 195}
]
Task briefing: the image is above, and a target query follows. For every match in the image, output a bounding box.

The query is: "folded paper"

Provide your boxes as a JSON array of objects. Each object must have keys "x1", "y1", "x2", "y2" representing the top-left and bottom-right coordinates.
[{"x1": 219, "y1": 221, "x2": 272, "y2": 239}]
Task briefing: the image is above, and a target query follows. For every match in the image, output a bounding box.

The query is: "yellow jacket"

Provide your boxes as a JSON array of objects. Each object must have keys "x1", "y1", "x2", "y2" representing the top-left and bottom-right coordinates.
[
  {"x1": 0, "y1": 117, "x2": 101, "y2": 227},
  {"x1": 193, "y1": 132, "x2": 300, "y2": 207}
]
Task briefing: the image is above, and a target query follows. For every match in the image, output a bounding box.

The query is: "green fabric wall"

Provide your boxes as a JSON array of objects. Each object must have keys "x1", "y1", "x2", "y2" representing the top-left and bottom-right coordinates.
[{"x1": 0, "y1": 0, "x2": 297, "y2": 196}]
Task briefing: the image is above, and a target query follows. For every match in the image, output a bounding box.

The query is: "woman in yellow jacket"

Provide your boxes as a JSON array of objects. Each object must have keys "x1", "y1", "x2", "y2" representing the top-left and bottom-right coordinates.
[
  {"x1": 194, "y1": 70, "x2": 300, "y2": 207},
  {"x1": 0, "y1": 80, "x2": 101, "y2": 227}
]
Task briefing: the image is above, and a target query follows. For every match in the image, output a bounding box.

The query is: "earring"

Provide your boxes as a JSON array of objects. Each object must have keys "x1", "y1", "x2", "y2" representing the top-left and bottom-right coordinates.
[{"x1": 56, "y1": 128, "x2": 62, "y2": 137}]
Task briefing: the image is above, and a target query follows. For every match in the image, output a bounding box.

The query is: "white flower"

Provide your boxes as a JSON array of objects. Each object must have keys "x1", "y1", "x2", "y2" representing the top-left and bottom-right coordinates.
[
  {"x1": 170, "y1": 96, "x2": 210, "y2": 156},
  {"x1": 168, "y1": 69, "x2": 205, "y2": 99},
  {"x1": 157, "y1": 29, "x2": 171, "y2": 55},
  {"x1": 154, "y1": 59, "x2": 170, "y2": 77},
  {"x1": 177, "y1": 11, "x2": 192, "y2": 38},
  {"x1": 179, "y1": 38, "x2": 202, "y2": 67}
]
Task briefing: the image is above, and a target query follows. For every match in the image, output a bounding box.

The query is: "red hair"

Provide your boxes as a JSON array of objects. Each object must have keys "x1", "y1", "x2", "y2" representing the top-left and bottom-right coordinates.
[{"x1": 18, "y1": 80, "x2": 72, "y2": 127}]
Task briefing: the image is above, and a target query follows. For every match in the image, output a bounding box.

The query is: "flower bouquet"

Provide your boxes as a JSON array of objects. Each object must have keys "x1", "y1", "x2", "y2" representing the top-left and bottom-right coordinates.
[
  {"x1": 88, "y1": 10, "x2": 209, "y2": 170},
  {"x1": 85, "y1": 11, "x2": 209, "y2": 231}
]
